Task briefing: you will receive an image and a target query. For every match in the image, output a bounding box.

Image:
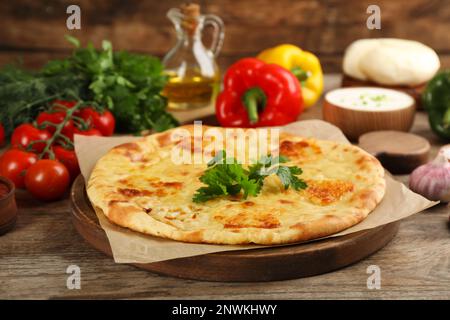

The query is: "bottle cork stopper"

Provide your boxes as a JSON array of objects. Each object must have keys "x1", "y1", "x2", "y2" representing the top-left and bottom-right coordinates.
[
  {"x1": 180, "y1": 3, "x2": 200, "y2": 35},
  {"x1": 181, "y1": 3, "x2": 200, "y2": 18}
]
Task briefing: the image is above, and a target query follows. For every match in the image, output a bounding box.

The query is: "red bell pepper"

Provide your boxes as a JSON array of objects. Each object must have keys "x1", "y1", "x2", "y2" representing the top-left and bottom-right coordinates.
[{"x1": 216, "y1": 58, "x2": 303, "y2": 127}]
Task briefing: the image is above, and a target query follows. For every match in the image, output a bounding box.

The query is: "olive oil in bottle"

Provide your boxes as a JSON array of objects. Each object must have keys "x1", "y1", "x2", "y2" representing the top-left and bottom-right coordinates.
[
  {"x1": 162, "y1": 3, "x2": 224, "y2": 110},
  {"x1": 163, "y1": 72, "x2": 220, "y2": 110}
]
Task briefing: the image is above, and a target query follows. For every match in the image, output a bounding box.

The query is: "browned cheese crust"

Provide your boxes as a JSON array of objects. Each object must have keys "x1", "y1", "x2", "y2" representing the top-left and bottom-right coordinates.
[{"x1": 87, "y1": 125, "x2": 386, "y2": 245}]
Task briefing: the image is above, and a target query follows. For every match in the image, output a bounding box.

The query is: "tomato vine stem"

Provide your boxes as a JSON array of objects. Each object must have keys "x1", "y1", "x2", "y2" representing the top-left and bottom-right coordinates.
[{"x1": 38, "y1": 101, "x2": 83, "y2": 160}]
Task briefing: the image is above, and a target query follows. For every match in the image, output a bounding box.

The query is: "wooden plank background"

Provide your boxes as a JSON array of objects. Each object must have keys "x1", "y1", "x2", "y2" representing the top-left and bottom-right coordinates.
[{"x1": 0, "y1": 0, "x2": 449, "y2": 72}]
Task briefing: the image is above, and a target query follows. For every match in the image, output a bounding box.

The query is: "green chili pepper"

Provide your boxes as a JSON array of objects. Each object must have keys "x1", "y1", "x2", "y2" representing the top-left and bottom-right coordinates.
[{"x1": 423, "y1": 70, "x2": 450, "y2": 140}]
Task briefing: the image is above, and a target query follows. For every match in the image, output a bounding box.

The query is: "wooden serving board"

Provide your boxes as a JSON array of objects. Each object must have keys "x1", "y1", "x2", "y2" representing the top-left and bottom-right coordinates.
[{"x1": 70, "y1": 176, "x2": 399, "y2": 282}]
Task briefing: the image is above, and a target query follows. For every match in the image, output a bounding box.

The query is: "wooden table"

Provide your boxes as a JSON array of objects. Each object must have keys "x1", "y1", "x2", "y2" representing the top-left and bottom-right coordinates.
[{"x1": 1, "y1": 75, "x2": 449, "y2": 300}]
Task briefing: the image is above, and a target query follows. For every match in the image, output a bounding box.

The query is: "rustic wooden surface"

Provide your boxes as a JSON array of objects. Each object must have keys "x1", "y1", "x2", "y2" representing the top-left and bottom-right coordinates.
[
  {"x1": 0, "y1": 74, "x2": 449, "y2": 299},
  {"x1": 1, "y1": 0, "x2": 449, "y2": 72}
]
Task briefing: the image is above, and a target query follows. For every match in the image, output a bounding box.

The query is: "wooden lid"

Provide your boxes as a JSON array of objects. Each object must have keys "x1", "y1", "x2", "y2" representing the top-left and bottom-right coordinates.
[
  {"x1": 359, "y1": 130, "x2": 430, "y2": 174},
  {"x1": 359, "y1": 131, "x2": 430, "y2": 156}
]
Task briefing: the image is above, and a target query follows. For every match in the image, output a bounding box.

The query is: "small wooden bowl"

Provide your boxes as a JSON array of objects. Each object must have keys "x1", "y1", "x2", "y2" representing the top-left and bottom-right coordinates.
[
  {"x1": 323, "y1": 87, "x2": 416, "y2": 141},
  {"x1": 0, "y1": 176, "x2": 17, "y2": 235}
]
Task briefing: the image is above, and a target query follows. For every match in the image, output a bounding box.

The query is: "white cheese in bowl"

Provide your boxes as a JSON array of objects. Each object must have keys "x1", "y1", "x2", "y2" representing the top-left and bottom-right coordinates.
[{"x1": 325, "y1": 87, "x2": 414, "y2": 112}]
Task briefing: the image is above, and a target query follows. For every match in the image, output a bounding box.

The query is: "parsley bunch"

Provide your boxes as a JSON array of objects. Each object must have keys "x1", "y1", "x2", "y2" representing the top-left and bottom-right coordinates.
[
  {"x1": 0, "y1": 64, "x2": 86, "y2": 137},
  {"x1": 193, "y1": 151, "x2": 307, "y2": 203},
  {"x1": 42, "y1": 36, "x2": 178, "y2": 133},
  {"x1": 0, "y1": 36, "x2": 178, "y2": 137}
]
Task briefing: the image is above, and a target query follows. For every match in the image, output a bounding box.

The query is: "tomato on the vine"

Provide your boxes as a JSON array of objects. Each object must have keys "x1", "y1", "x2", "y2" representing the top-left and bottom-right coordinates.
[
  {"x1": 73, "y1": 127, "x2": 102, "y2": 137},
  {"x1": 25, "y1": 159, "x2": 70, "y2": 201},
  {"x1": 0, "y1": 149, "x2": 38, "y2": 188},
  {"x1": 79, "y1": 107, "x2": 115, "y2": 136},
  {"x1": 10, "y1": 124, "x2": 51, "y2": 153},
  {"x1": 52, "y1": 100, "x2": 78, "y2": 113},
  {"x1": 37, "y1": 111, "x2": 63, "y2": 133},
  {"x1": 0, "y1": 123, "x2": 5, "y2": 147},
  {"x1": 36, "y1": 111, "x2": 76, "y2": 139},
  {"x1": 52, "y1": 146, "x2": 80, "y2": 181}
]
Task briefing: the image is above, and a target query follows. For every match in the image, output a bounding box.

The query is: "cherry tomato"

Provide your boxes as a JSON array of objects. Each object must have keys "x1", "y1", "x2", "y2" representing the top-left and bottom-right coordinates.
[
  {"x1": 36, "y1": 111, "x2": 75, "y2": 139},
  {"x1": 52, "y1": 100, "x2": 78, "y2": 113},
  {"x1": 73, "y1": 127, "x2": 102, "y2": 137},
  {"x1": 25, "y1": 159, "x2": 70, "y2": 201},
  {"x1": 52, "y1": 146, "x2": 80, "y2": 181},
  {"x1": 0, "y1": 123, "x2": 5, "y2": 147},
  {"x1": 0, "y1": 149, "x2": 38, "y2": 188},
  {"x1": 79, "y1": 107, "x2": 115, "y2": 136},
  {"x1": 11, "y1": 124, "x2": 51, "y2": 153}
]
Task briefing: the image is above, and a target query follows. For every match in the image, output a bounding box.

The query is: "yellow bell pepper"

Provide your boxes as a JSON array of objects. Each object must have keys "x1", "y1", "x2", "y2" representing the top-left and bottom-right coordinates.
[{"x1": 257, "y1": 44, "x2": 323, "y2": 108}]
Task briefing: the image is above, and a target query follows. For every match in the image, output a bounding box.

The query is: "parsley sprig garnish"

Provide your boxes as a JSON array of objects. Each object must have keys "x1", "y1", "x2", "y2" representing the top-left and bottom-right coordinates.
[{"x1": 193, "y1": 151, "x2": 307, "y2": 203}]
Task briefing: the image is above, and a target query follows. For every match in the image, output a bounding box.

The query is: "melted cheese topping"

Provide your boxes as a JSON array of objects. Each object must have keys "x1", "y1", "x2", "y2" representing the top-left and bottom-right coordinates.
[
  {"x1": 87, "y1": 126, "x2": 386, "y2": 244},
  {"x1": 305, "y1": 180, "x2": 354, "y2": 205}
]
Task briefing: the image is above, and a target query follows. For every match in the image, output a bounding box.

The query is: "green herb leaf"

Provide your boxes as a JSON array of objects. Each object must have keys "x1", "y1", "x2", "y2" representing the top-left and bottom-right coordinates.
[
  {"x1": 275, "y1": 165, "x2": 306, "y2": 190},
  {"x1": 65, "y1": 35, "x2": 80, "y2": 48},
  {"x1": 193, "y1": 151, "x2": 307, "y2": 203},
  {"x1": 0, "y1": 36, "x2": 178, "y2": 137}
]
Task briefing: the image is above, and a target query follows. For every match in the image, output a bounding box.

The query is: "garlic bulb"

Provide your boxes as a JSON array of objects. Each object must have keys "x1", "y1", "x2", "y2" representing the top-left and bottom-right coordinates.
[{"x1": 409, "y1": 146, "x2": 450, "y2": 202}]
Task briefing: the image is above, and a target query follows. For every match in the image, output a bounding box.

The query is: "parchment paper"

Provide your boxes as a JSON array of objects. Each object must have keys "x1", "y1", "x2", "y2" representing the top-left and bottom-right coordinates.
[{"x1": 74, "y1": 120, "x2": 437, "y2": 263}]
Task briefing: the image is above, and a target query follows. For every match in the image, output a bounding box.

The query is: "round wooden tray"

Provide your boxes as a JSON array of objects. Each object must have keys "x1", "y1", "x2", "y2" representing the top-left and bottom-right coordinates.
[{"x1": 70, "y1": 176, "x2": 399, "y2": 282}]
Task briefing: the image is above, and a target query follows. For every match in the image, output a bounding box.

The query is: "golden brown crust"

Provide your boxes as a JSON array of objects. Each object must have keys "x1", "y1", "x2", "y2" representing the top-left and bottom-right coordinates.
[{"x1": 87, "y1": 125, "x2": 386, "y2": 245}]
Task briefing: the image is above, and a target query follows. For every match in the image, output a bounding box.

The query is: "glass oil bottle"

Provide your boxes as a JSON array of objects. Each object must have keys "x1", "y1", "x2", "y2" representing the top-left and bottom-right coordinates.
[{"x1": 162, "y1": 3, "x2": 224, "y2": 110}]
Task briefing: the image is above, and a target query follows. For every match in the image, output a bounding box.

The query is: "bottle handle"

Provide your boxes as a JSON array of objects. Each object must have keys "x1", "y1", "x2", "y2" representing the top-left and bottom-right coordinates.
[
  {"x1": 167, "y1": 8, "x2": 183, "y2": 28},
  {"x1": 203, "y1": 14, "x2": 225, "y2": 57}
]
